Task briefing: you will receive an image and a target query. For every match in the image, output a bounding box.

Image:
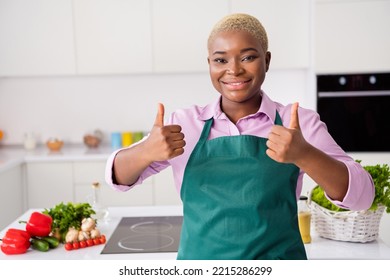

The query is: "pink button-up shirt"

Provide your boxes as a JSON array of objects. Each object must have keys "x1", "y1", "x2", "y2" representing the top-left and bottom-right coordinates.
[{"x1": 105, "y1": 91, "x2": 374, "y2": 210}]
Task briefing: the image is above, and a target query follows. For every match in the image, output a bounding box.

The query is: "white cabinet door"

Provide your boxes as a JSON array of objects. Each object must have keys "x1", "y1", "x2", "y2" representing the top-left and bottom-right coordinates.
[
  {"x1": 153, "y1": 168, "x2": 182, "y2": 205},
  {"x1": 73, "y1": 0, "x2": 152, "y2": 75},
  {"x1": 0, "y1": 0, "x2": 75, "y2": 76},
  {"x1": 152, "y1": 0, "x2": 229, "y2": 73},
  {"x1": 231, "y1": 0, "x2": 311, "y2": 69},
  {"x1": 26, "y1": 162, "x2": 74, "y2": 209},
  {"x1": 0, "y1": 165, "x2": 23, "y2": 231},
  {"x1": 315, "y1": 0, "x2": 390, "y2": 73},
  {"x1": 73, "y1": 161, "x2": 155, "y2": 207}
]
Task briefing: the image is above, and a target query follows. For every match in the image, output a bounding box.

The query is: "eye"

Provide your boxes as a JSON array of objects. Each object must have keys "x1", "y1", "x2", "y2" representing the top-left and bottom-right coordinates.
[
  {"x1": 242, "y1": 55, "x2": 258, "y2": 62},
  {"x1": 213, "y1": 57, "x2": 227, "y2": 64}
]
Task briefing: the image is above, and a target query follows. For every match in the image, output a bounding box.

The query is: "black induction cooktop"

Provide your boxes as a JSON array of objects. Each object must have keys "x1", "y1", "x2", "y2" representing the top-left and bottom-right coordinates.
[{"x1": 101, "y1": 216, "x2": 183, "y2": 254}]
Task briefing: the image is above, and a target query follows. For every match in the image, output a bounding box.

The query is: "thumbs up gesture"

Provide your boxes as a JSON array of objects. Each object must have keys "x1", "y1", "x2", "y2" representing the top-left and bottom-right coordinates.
[
  {"x1": 266, "y1": 102, "x2": 307, "y2": 163},
  {"x1": 144, "y1": 103, "x2": 186, "y2": 162}
]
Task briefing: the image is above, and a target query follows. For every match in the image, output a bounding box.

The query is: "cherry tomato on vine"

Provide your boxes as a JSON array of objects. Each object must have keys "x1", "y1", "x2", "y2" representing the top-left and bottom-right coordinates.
[
  {"x1": 72, "y1": 242, "x2": 80, "y2": 249},
  {"x1": 65, "y1": 243, "x2": 73, "y2": 251},
  {"x1": 79, "y1": 240, "x2": 87, "y2": 248},
  {"x1": 86, "y1": 239, "x2": 94, "y2": 247}
]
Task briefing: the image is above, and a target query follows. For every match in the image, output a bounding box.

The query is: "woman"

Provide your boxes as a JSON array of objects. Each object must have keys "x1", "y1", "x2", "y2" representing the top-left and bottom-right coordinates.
[{"x1": 105, "y1": 13, "x2": 374, "y2": 259}]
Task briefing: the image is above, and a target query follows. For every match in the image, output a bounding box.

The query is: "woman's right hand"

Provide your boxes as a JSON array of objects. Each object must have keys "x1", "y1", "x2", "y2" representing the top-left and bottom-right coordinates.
[
  {"x1": 112, "y1": 103, "x2": 185, "y2": 186},
  {"x1": 142, "y1": 103, "x2": 186, "y2": 163}
]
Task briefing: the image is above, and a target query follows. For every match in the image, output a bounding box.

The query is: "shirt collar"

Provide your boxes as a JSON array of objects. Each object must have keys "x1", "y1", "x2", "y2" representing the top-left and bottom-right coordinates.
[{"x1": 198, "y1": 90, "x2": 277, "y2": 123}]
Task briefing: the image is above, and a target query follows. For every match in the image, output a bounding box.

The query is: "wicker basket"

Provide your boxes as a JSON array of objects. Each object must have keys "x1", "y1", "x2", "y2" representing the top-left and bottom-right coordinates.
[{"x1": 308, "y1": 191, "x2": 385, "y2": 243}]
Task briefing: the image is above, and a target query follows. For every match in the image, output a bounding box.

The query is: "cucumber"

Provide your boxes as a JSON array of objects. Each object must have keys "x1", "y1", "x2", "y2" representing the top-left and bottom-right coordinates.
[
  {"x1": 42, "y1": 236, "x2": 60, "y2": 249},
  {"x1": 31, "y1": 237, "x2": 50, "y2": 252}
]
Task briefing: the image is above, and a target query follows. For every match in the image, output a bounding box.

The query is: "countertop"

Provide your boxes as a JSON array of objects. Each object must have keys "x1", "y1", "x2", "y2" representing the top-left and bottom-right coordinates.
[
  {"x1": 1, "y1": 206, "x2": 390, "y2": 260},
  {"x1": 0, "y1": 144, "x2": 114, "y2": 172}
]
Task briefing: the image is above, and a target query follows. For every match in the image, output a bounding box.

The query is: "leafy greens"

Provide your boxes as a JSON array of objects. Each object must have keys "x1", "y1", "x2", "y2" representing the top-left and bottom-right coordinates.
[
  {"x1": 311, "y1": 162, "x2": 390, "y2": 213},
  {"x1": 42, "y1": 202, "x2": 96, "y2": 241}
]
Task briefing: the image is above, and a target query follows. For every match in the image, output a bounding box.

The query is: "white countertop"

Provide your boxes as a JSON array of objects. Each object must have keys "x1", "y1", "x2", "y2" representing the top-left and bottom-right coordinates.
[
  {"x1": 1, "y1": 206, "x2": 390, "y2": 260},
  {"x1": 0, "y1": 144, "x2": 114, "y2": 172}
]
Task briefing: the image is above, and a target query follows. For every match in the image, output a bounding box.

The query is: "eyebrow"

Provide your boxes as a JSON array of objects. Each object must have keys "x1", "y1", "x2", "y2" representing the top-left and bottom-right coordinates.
[{"x1": 212, "y1": 47, "x2": 260, "y2": 55}]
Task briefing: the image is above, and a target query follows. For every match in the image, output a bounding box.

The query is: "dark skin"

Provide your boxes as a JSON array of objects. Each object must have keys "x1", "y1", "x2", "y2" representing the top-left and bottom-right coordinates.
[
  {"x1": 207, "y1": 30, "x2": 270, "y2": 124},
  {"x1": 113, "y1": 29, "x2": 348, "y2": 202}
]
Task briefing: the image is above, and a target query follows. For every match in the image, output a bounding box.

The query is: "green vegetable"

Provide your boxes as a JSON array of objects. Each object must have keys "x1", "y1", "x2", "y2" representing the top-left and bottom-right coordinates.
[
  {"x1": 41, "y1": 236, "x2": 60, "y2": 249},
  {"x1": 42, "y1": 202, "x2": 96, "y2": 243},
  {"x1": 311, "y1": 186, "x2": 347, "y2": 212},
  {"x1": 31, "y1": 237, "x2": 50, "y2": 252},
  {"x1": 311, "y1": 161, "x2": 390, "y2": 213},
  {"x1": 363, "y1": 163, "x2": 390, "y2": 213}
]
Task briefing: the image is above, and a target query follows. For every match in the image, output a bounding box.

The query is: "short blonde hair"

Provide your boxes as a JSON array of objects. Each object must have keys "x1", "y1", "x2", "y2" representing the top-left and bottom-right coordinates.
[{"x1": 208, "y1": 13, "x2": 268, "y2": 53}]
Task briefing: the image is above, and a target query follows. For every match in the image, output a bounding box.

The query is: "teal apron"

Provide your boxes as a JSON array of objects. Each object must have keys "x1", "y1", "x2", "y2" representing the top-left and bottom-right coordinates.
[{"x1": 177, "y1": 112, "x2": 307, "y2": 260}]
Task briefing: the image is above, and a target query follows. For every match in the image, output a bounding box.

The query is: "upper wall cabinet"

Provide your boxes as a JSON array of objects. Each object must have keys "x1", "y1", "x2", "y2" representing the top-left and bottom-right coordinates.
[
  {"x1": 231, "y1": 0, "x2": 311, "y2": 70},
  {"x1": 0, "y1": 0, "x2": 310, "y2": 76},
  {"x1": 151, "y1": 0, "x2": 229, "y2": 73},
  {"x1": 0, "y1": 0, "x2": 76, "y2": 76},
  {"x1": 315, "y1": 0, "x2": 390, "y2": 74},
  {"x1": 73, "y1": 0, "x2": 152, "y2": 75}
]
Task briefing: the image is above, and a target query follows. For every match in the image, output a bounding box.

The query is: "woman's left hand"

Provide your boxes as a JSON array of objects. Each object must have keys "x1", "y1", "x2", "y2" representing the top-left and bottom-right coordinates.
[{"x1": 266, "y1": 102, "x2": 308, "y2": 164}]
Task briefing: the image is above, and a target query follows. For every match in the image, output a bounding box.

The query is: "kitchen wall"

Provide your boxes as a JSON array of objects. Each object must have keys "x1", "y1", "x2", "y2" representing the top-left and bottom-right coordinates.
[{"x1": 0, "y1": 69, "x2": 314, "y2": 145}]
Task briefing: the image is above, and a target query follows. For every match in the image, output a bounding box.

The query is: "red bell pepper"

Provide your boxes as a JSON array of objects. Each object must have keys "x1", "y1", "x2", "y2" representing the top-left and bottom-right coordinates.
[
  {"x1": 20, "y1": 212, "x2": 53, "y2": 237},
  {"x1": 0, "y1": 228, "x2": 31, "y2": 255}
]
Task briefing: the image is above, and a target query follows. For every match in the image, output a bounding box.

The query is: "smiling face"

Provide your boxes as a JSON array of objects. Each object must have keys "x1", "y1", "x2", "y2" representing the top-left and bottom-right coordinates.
[{"x1": 207, "y1": 30, "x2": 271, "y2": 116}]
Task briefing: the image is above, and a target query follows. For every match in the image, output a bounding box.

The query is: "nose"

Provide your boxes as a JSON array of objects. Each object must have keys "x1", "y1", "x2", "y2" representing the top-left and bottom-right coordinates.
[{"x1": 227, "y1": 60, "x2": 243, "y2": 75}]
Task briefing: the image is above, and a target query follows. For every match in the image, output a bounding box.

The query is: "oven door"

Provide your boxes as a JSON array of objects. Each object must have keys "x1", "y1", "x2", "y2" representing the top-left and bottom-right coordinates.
[{"x1": 317, "y1": 73, "x2": 390, "y2": 152}]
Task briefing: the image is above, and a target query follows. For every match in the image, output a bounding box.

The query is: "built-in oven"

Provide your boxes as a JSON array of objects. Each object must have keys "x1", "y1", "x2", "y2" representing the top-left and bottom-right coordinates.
[{"x1": 316, "y1": 72, "x2": 390, "y2": 152}]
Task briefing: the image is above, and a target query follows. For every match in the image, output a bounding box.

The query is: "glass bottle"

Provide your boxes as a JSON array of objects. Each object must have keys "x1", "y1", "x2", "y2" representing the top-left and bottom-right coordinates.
[
  {"x1": 90, "y1": 182, "x2": 109, "y2": 222},
  {"x1": 298, "y1": 195, "x2": 312, "y2": 244},
  {"x1": 24, "y1": 132, "x2": 37, "y2": 150}
]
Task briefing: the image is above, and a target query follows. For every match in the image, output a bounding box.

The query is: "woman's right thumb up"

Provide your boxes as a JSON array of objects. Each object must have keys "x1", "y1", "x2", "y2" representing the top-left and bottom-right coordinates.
[{"x1": 153, "y1": 103, "x2": 165, "y2": 127}]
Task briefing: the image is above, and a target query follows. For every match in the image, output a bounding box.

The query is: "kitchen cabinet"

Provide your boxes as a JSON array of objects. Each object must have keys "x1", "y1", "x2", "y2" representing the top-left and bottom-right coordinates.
[
  {"x1": 73, "y1": 0, "x2": 152, "y2": 75},
  {"x1": 0, "y1": 0, "x2": 313, "y2": 77},
  {"x1": 0, "y1": 0, "x2": 75, "y2": 76},
  {"x1": 73, "y1": 161, "x2": 155, "y2": 207},
  {"x1": 24, "y1": 158, "x2": 180, "y2": 209},
  {"x1": 151, "y1": 0, "x2": 229, "y2": 73},
  {"x1": 26, "y1": 162, "x2": 74, "y2": 209},
  {"x1": 230, "y1": 0, "x2": 311, "y2": 69},
  {"x1": 0, "y1": 165, "x2": 24, "y2": 231},
  {"x1": 153, "y1": 167, "x2": 182, "y2": 205},
  {"x1": 315, "y1": 0, "x2": 390, "y2": 73}
]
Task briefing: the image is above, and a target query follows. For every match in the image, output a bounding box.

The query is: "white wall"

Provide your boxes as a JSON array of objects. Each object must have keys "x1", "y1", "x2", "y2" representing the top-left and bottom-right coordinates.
[{"x1": 0, "y1": 69, "x2": 313, "y2": 145}]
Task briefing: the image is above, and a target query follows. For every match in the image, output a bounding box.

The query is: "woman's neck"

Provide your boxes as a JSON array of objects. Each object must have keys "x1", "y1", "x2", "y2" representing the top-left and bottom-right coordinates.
[{"x1": 221, "y1": 94, "x2": 262, "y2": 124}]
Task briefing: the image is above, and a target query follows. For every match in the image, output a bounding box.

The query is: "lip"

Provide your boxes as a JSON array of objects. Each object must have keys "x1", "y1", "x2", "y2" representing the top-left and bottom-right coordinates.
[{"x1": 221, "y1": 79, "x2": 251, "y2": 90}]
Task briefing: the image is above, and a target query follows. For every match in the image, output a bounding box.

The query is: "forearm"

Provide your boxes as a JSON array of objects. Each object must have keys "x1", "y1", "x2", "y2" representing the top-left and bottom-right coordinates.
[
  {"x1": 113, "y1": 142, "x2": 154, "y2": 186},
  {"x1": 295, "y1": 144, "x2": 349, "y2": 201}
]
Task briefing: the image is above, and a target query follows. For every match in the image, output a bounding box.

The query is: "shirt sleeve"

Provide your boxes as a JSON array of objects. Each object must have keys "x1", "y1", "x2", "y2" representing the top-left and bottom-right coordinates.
[
  {"x1": 104, "y1": 137, "x2": 171, "y2": 192},
  {"x1": 104, "y1": 147, "x2": 133, "y2": 192},
  {"x1": 298, "y1": 106, "x2": 375, "y2": 211},
  {"x1": 326, "y1": 161, "x2": 375, "y2": 211}
]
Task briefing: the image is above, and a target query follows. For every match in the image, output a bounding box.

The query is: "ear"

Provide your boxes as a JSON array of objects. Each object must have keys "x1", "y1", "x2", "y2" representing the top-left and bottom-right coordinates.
[
  {"x1": 207, "y1": 57, "x2": 210, "y2": 65},
  {"x1": 265, "y1": 51, "x2": 271, "y2": 72}
]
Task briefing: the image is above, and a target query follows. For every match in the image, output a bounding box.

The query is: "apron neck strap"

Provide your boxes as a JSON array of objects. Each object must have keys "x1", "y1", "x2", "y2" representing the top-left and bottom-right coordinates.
[
  {"x1": 201, "y1": 111, "x2": 282, "y2": 141},
  {"x1": 274, "y1": 111, "x2": 283, "y2": 126},
  {"x1": 199, "y1": 118, "x2": 214, "y2": 142}
]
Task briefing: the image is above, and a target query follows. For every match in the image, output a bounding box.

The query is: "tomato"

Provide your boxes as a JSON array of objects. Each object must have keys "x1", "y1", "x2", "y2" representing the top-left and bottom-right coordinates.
[
  {"x1": 93, "y1": 238, "x2": 101, "y2": 245},
  {"x1": 86, "y1": 239, "x2": 94, "y2": 247},
  {"x1": 79, "y1": 240, "x2": 87, "y2": 248},
  {"x1": 65, "y1": 243, "x2": 73, "y2": 251},
  {"x1": 99, "y1": 235, "x2": 106, "y2": 244},
  {"x1": 72, "y1": 242, "x2": 80, "y2": 250}
]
